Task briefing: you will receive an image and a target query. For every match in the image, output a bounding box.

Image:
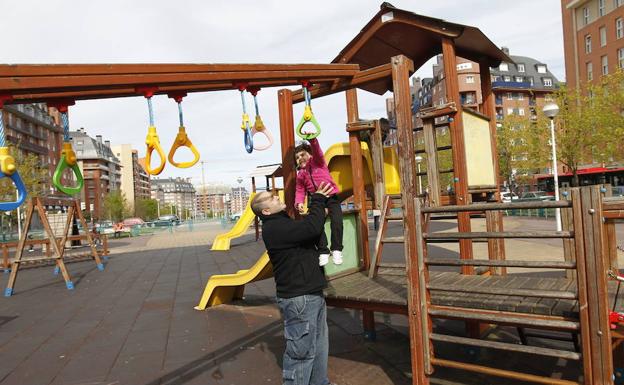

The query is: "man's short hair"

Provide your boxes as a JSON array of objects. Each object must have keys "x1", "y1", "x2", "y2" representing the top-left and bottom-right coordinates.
[{"x1": 251, "y1": 192, "x2": 272, "y2": 216}]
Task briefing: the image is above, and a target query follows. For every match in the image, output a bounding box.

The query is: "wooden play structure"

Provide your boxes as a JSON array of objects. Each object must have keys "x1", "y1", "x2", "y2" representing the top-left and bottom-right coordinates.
[
  {"x1": 1, "y1": 3, "x2": 623, "y2": 384},
  {"x1": 4, "y1": 196, "x2": 106, "y2": 296}
]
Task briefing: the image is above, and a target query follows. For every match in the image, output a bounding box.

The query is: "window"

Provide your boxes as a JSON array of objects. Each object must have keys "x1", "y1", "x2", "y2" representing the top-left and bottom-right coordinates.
[
  {"x1": 583, "y1": 7, "x2": 590, "y2": 25},
  {"x1": 507, "y1": 92, "x2": 513, "y2": 100},
  {"x1": 515, "y1": 76, "x2": 523, "y2": 82},
  {"x1": 585, "y1": 35, "x2": 592, "y2": 53},
  {"x1": 602, "y1": 55, "x2": 609, "y2": 74},
  {"x1": 518, "y1": 93, "x2": 524, "y2": 101},
  {"x1": 465, "y1": 75, "x2": 475, "y2": 83},
  {"x1": 537, "y1": 64, "x2": 547, "y2": 73},
  {"x1": 507, "y1": 108, "x2": 514, "y2": 115},
  {"x1": 617, "y1": 18, "x2": 623, "y2": 39},
  {"x1": 517, "y1": 63, "x2": 525, "y2": 72},
  {"x1": 528, "y1": 77, "x2": 534, "y2": 86},
  {"x1": 599, "y1": 0, "x2": 605, "y2": 16},
  {"x1": 617, "y1": 0, "x2": 623, "y2": 7},
  {"x1": 587, "y1": 61, "x2": 593, "y2": 81},
  {"x1": 543, "y1": 78, "x2": 553, "y2": 87},
  {"x1": 504, "y1": 75, "x2": 512, "y2": 82},
  {"x1": 600, "y1": 26, "x2": 607, "y2": 46},
  {"x1": 619, "y1": 48, "x2": 624, "y2": 69},
  {"x1": 499, "y1": 63, "x2": 508, "y2": 71},
  {"x1": 519, "y1": 108, "x2": 525, "y2": 116}
]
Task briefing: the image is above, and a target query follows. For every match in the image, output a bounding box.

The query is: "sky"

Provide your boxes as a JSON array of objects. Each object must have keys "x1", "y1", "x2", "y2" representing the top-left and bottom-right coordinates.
[{"x1": 1, "y1": 0, "x2": 565, "y2": 190}]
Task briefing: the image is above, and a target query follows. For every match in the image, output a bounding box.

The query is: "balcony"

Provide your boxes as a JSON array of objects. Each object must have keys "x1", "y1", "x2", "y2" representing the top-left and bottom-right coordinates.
[
  {"x1": 6, "y1": 135, "x2": 48, "y2": 155},
  {"x1": 492, "y1": 81, "x2": 532, "y2": 90},
  {"x1": 5, "y1": 121, "x2": 48, "y2": 141},
  {"x1": 495, "y1": 96, "x2": 503, "y2": 105}
]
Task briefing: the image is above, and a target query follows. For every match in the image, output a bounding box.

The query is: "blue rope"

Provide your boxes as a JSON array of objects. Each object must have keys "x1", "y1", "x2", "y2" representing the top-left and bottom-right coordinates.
[
  {"x1": 304, "y1": 87, "x2": 312, "y2": 107},
  {"x1": 239, "y1": 90, "x2": 247, "y2": 114},
  {"x1": 61, "y1": 111, "x2": 70, "y2": 141},
  {"x1": 177, "y1": 102, "x2": 184, "y2": 126},
  {"x1": 253, "y1": 94, "x2": 260, "y2": 116},
  {"x1": 0, "y1": 108, "x2": 5, "y2": 147},
  {"x1": 147, "y1": 97, "x2": 155, "y2": 126}
]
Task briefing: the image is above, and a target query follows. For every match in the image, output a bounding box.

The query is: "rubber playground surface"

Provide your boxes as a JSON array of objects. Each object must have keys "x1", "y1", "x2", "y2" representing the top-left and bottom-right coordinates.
[{"x1": 0, "y1": 219, "x2": 613, "y2": 385}]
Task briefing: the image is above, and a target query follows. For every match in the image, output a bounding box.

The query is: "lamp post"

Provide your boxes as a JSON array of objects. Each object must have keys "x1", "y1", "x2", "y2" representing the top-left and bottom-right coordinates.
[
  {"x1": 415, "y1": 155, "x2": 423, "y2": 195},
  {"x1": 543, "y1": 102, "x2": 561, "y2": 231}
]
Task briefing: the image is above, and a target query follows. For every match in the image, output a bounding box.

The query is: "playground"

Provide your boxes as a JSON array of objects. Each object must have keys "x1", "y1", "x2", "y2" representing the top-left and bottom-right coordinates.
[
  {"x1": 1, "y1": 217, "x2": 619, "y2": 385},
  {"x1": 1, "y1": 3, "x2": 624, "y2": 385}
]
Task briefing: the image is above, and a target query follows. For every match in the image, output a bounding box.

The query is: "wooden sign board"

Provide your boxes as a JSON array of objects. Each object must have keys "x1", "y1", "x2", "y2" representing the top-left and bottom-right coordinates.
[{"x1": 462, "y1": 109, "x2": 496, "y2": 189}]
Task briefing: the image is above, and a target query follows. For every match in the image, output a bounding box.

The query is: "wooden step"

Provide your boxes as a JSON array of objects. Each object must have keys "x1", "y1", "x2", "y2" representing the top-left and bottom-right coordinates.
[
  {"x1": 13, "y1": 257, "x2": 61, "y2": 263},
  {"x1": 381, "y1": 236, "x2": 404, "y2": 243},
  {"x1": 378, "y1": 262, "x2": 406, "y2": 269},
  {"x1": 386, "y1": 214, "x2": 404, "y2": 221}
]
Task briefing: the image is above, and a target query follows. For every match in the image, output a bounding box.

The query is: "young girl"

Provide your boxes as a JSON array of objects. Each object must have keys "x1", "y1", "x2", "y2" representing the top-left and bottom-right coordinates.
[{"x1": 294, "y1": 138, "x2": 343, "y2": 266}]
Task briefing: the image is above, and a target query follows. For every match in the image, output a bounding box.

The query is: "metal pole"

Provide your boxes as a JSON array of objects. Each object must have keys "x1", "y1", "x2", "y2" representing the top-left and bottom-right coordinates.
[
  {"x1": 417, "y1": 162, "x2": 423, "y2": 195},
  {"x1": 16, "y1": 191, "x2": 21, "y2": 240},
  {"x1": 550, "y1": 117, "x2": 562, "y2": 231}
]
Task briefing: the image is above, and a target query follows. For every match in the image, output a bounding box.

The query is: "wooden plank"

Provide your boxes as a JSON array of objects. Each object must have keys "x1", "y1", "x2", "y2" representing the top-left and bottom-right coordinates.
[
  {"x1": 422, "y1": 200, "x2": 572, "y2": 213},
  {"x1": 370, "y1": 120, "x2": 386, "y2": 214},
  {"x1": 425, "y1": 231, "x2": 573, "y2": 239},
  {"x1": 370, "y1": 195, "x2": 391, "y2": 278},
  {"x1": 441, "y1": 38, "x2": 472, "y2": 274},
  {"x1": 430, "y1": 333, "x2": 581, "y2": 360},
  {"x1": 391, "y1": 54, "x2": 427, "y2": 385},
  {"x1": 278, "y1": 89, "x2": 296, "y2": 216},
  {"x1": 580, "y1": 186, "x2": 613, "y2": 384},
  {"x1": 425, "y1": 258, "x2": 576, "y2": 269},
  {"x1": 571, "y1": 188, "x2": 593, "y2": 385},
  {"x1": 604, "y1": 219, "x2": 618, "y2": 271},
  {"x1": 422, "y1": 118, "x2": 441, "y2": 206},
  {"x1": 561, "y1": 204, "x2": 577, "y2": 280},
  {"x1": 346, "y1": 88, "x2": 369, "y2": 271},
  {"x1": 6, "y1": 199, "x2": 35, "y2": 293}
]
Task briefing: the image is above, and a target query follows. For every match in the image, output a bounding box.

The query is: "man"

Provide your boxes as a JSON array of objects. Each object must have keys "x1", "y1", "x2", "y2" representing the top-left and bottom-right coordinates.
[{"x1": 251, "y1": 182, "x2": 335, "y2": 385}]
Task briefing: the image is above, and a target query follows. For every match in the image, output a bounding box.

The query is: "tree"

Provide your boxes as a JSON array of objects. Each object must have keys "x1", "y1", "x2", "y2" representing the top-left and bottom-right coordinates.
[
  {"x1": 134, "y1": 198, "x2": 158, "y2": 220},
  {"x1": 102, "y1": 190, "x2": 130, "y2": 222},
  {"x1": 545, "y1": 70, "x2": 623, "y2": 186},
  {"x1": 0, "y1": 145, "x2": 48, "y2": 201}
]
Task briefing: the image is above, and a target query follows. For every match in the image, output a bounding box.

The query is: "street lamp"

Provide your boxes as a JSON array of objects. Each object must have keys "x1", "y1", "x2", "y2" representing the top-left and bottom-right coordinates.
[
  {"x1": 542, "y1": 102, "x2": 561, "y2": 231},
  {"x1": 415, "y1": 155, "x2": 423, "y2": 195}
]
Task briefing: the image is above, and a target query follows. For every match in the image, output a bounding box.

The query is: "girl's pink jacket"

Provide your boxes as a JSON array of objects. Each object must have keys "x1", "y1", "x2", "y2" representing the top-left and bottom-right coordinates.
[{"x1": 294, "y1": 138, "x2": 339, "y2": 208}]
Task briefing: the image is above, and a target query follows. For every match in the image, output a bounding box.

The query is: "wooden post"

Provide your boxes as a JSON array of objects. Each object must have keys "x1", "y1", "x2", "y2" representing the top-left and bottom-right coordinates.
[
  {"x1": 345, "y1": 88, "x2": 375, "y2": 339},
  {"x1": 370, "y1": 120, "x2": 386, "y2": 212},
  {"x1": 442, "y1": 38, "x2": 473, "y2": 273},
  {"x1": 561, "y1": 195, "x2": 577, "y2": 280},
  {"x1": 422, "y1": 118, "x2": 441, "y2": 206},
  {"x1": 392, "y1": 54, "x2": 428, "y2": 385},
  {"x1": 578, "y1": 186, "x2": 613, "y2": 384},
  {"x1": 604, "y1": 219, "x2": 618, "y2": 272},
  {"x1": 479, "y1": 62, "x2": 506, "y2": 262},
  {"x1": 485, "y1": 211, "x2": 506, "y2": 275},
  {"x1": 278, "y1": 89, "x2": 296, "y2": 217}
]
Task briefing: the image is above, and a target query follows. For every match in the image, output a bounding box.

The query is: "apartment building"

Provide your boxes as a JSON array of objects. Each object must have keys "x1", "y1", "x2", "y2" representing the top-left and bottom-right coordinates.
[
  {"x1": 230, "y1": 186, "x2": 250, "y2": 215},
  {"x1": 561, "y1": 0, "x2": 624, "y2": 88},
  {"x1": 150, "y1": 177, "x2": 196, "y2": 219},
  {"x1": 70, "y1": 129, "x2": 122, "y2": 219},
  {"x1": 111, "y1": 144, "x2": 150, "y2": 210},
  {"x1": 1, "y1": 103, "x2": 65, "y2": 192}
]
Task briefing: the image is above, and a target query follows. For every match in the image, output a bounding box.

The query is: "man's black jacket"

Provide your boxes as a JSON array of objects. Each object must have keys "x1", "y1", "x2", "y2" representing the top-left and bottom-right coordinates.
[{"x1": 260, "y1": 193, "x2": 327, "y2": 298}]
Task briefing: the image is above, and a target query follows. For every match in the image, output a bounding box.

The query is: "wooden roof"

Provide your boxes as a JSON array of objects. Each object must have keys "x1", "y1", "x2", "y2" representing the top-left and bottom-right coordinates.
[{"x1": 332, "y1": 2, "x2": 512, "y2": 95}]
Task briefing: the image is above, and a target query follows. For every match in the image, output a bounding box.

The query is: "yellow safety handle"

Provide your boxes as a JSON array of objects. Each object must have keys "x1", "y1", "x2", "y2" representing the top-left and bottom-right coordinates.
[
  {"x1": 168, "y1": 126, "x2": 200, "y2": 168},
  {"x1": 0, "y1": 146, "x2": 16, "y2": 175},
  {"x1": 145, "y1": 126, "x2": 166, "y2": 175}
]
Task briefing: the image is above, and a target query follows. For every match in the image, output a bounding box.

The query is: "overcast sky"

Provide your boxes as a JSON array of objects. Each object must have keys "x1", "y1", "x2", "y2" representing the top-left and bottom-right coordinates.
[{"x1": 2, "y1": 0, "x2": 564, "y2": 190}]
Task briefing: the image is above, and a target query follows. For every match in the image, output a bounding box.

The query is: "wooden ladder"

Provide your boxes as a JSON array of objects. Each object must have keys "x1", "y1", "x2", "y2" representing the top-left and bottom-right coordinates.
[{"x1": 369, "y1": 194, "x2": 407, "y2": 278}]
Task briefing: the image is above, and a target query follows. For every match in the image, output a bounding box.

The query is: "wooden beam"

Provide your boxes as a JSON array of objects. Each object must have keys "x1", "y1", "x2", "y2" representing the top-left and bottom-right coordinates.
[
  {"x1": 369, "y1": 120, "x2": 386, "y2": 212},
  {"x1": 345, "y1": 89, "x2": 369, "y2": 270},
  {"x1": 422, "y1": 119, "x2": 441, "y2": 207},
  {"x1": 416, "y1": 103, "x2": 457, "y2": 120},
  {"x1": 441, "y1": 37, "x2": 473, "y2": 274},
  {"x1": 391, "y1": 54, "x2": 428, "y2": 385},
  {"x1": 278, "y1": 89, "x2": 296, "y2": 217},
  {"x1": 292, "y1": 63, "x2": 393, "y2": 103}
]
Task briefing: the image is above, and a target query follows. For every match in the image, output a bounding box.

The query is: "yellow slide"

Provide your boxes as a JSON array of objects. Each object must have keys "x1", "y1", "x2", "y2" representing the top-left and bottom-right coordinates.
[
  {"x1": 210, "y1": 192, "x2": 257, "y2": 251},
  {"x1": 197, "y1": 143, "x2": 401, "y2": 310},
  {"x1": 195, "y1": 251, "x2": 273, "y2": 310},
  {"x1": 324, "y1": 141, "x2": 401, "y2": 195}
]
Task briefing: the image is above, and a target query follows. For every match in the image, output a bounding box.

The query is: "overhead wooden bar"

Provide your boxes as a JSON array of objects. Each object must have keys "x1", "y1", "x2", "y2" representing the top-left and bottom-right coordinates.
[{"x1": 291, "y1": 63, "x2": 393, "y2": 103}]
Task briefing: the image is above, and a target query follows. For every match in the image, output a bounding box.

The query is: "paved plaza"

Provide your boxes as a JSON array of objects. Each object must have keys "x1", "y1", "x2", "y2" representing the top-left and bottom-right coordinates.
[{"x1": 0, "y1": 219, "x2": 621, "y2": 385}]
